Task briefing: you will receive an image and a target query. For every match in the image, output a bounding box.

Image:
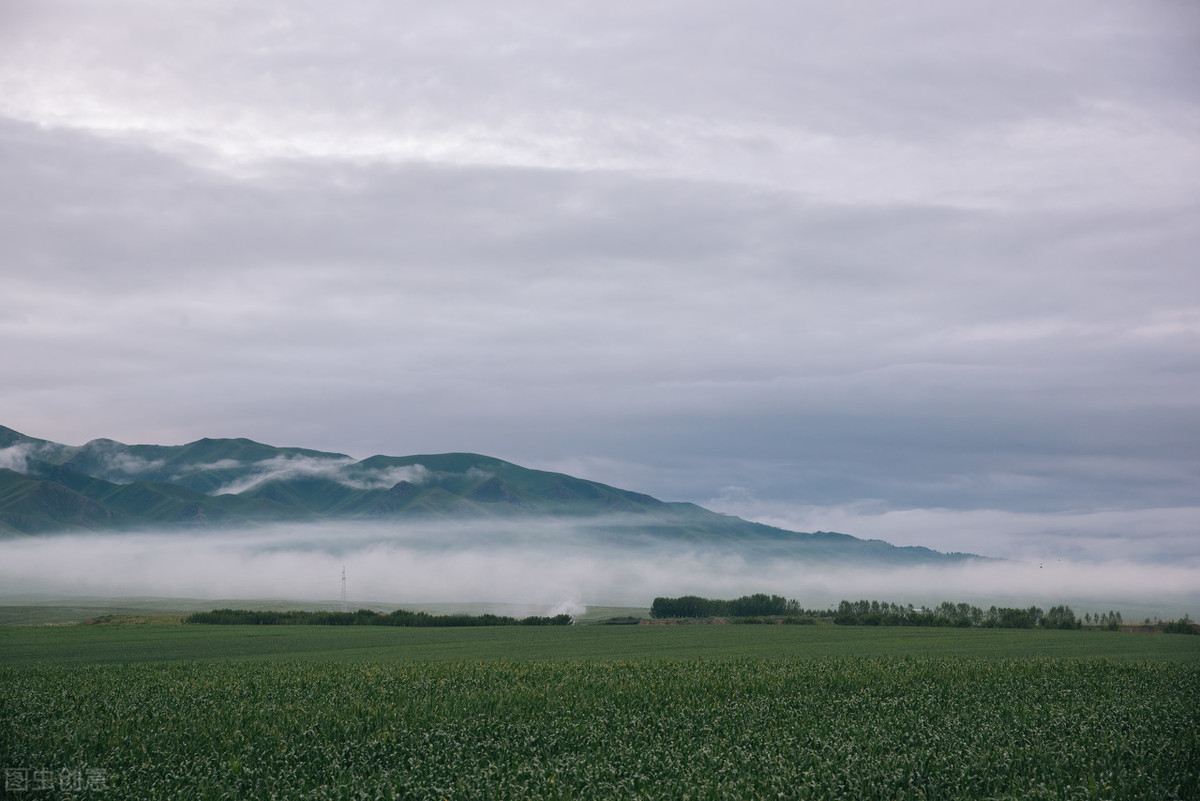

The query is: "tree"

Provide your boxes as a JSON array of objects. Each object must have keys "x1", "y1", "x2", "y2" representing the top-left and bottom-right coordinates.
[{"x1": 1043, "y1": 605, "x2": 1079, "y2": 630}]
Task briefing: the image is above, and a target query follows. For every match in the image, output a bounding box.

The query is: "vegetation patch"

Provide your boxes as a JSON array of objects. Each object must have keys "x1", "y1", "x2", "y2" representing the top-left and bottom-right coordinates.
[
  {"x1": 183, "y1": 607, "x2": 571, "y2": 627},
  {"x1": 82, "y1": 614, "x2": 184, "y2": 626},
  {"x1": 1162, "y1": 616, "x2": 1199, "y2": 635}
]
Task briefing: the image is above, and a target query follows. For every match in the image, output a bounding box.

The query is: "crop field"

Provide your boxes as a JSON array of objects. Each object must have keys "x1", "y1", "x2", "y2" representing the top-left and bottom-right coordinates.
[
  {"x1": 2, "y1": 626, "x2": 1198, "y2": 799},
  {"x1": 6, "y1": 620, "x2": 1200, "y2": 666}
]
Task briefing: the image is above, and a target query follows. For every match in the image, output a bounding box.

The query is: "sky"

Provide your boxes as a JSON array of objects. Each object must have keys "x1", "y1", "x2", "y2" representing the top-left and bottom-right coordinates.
[{"x1": 2, "y1": 1, "x2": 1198, "y2": 569}]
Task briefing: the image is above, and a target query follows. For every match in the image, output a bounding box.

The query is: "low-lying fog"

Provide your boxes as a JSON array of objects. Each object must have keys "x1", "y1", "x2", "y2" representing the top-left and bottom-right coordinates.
[{"x1": 2, "y1": 520, "x2": 1197, "y2": 619}]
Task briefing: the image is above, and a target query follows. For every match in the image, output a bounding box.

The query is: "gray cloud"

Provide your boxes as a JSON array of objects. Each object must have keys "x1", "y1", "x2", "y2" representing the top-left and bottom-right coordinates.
[
  {"x1": 1, "y1": 2, "x2": 1197, "y2": 574},
  {"x1": 2, "y1": 3, "x2": 1196, "y2": 208}
]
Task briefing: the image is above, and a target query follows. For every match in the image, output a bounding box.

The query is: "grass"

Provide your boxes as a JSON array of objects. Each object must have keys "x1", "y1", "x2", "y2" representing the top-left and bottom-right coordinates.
[{"x1": 3, "y1": 621, "x2": 1199, "y2": 667}]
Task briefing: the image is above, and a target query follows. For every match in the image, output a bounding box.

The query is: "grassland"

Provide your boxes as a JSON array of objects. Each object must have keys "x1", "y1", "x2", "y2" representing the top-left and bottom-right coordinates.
[
  {"x1": 2, "y1": 624, "x2": 1198, "y2": 798},
  {"x1": 3, "y1": 622, "x2": 1200, "y2": 667}
]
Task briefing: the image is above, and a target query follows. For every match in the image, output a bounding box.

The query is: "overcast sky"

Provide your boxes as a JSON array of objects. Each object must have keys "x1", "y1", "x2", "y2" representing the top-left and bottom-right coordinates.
[{"x1": 2, "y1": 1, "x2": 1198, "y2": 565}]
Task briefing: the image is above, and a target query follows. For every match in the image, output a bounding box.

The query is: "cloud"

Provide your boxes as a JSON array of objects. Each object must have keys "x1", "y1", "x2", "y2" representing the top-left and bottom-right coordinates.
[
  {"x1": 211, "y1": 456, "x2": 431, "y2": 495},
  {"x1": 0, "y1": 444, "x2": 33, "y2": 473},
  {"x1": 0, "y1": 1, "x2": 1197, "y2": 571},
  {"x1": 95, "y1": 450, "x2": 165, "y2": 478},
  {"x1": 190, "y1": 452, "x2": 435, "y2": 495},
  {"x1": 212, "y1": 455, "x2": 355, "y2": 495},
  {"x1": 705, "y1": 489, "x2": 1200, "y2": 565},
  {"x1": 340, "y1": 464, "x2": 432, "y2": 491},
  {"x1": 0, "y1": 523, "x2": 1196, "y2": 620},
  {"x1": 2, "y1": 3, "x2": 1195, "y2": 210},
  {"x1": 172, "y1": 459, "x2": 243, "y2": 476}
]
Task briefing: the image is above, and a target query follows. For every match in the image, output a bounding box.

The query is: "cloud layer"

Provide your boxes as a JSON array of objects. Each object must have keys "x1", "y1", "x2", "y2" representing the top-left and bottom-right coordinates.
[
  {"x1": 2, "y1": 524, "x2": 1197, "y2": 620},
  {"x1": 1, "y1": 2, "x2": 1197, "y2": 568}
]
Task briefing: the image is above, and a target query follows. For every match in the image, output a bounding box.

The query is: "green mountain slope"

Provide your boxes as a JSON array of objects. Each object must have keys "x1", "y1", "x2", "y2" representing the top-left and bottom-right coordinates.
[
  {"x1": 0, "y1": 425, "x2": 984, "y2": 564},
  {"x1": 0, "y1": 469, "x2": 123, "y2": 534}
]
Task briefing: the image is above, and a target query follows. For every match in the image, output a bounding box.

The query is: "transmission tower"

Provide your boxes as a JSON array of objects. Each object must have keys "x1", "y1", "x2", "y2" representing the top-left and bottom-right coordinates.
[{"x1": 340, "y1": 565, "x2": 347, "y2": 613}]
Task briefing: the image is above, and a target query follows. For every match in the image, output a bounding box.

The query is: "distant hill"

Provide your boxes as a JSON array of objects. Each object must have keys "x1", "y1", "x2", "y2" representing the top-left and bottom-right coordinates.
[{"x1": 0, "y1": 425, "x2": 984, "y2": 565}]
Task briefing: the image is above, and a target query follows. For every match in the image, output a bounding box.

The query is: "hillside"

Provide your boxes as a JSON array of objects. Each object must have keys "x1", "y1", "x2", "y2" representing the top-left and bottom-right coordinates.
[{"x1": 0, "y1": 425, "x2": 981, "y2": 565}]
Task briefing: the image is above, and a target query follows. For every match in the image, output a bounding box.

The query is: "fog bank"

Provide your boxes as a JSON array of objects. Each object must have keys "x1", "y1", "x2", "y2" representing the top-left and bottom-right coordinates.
[
  {"x1": 705, "y1": 492, "x2": 1200, "y2": 565},
  {"x1": 2, "y1": 522, "x2": 1196, "y2": 619}
]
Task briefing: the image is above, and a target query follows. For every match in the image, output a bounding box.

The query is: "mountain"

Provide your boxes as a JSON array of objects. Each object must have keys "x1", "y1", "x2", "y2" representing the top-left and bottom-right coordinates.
[{"x1": 0, "y1": 425, "x2": 982, "y2": 564}]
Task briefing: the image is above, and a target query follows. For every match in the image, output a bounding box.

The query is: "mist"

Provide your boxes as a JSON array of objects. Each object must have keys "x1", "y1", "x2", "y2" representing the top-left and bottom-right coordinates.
[
  {"x1": 2, "y1": 521, "x2": 1196, "y2": 620},
  {"x1": 706, "y1": 490, "x2": 1200, "y2": 565},
  {"x1": 208, "y1": 455, "x2": 432, "y2": 495}
]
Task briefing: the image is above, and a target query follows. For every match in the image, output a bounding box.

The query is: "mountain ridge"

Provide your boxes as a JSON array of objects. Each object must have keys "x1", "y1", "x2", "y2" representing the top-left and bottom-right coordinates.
[{"x1": 0, "y1": 425, "x2": 984, "y2": 565}]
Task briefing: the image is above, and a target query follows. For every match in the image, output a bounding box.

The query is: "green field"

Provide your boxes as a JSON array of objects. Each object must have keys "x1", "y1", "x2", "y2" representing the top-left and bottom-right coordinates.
[
  {"x1": 2, "y1": 624, "x2": 1198, "y2": 799},
  {"x1": 3, "y1": 622, "x2": 1200, "y2": 667}
]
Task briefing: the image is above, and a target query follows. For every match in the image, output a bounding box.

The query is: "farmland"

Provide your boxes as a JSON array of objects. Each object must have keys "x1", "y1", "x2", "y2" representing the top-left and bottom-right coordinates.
[
  {"x1": 2, "y1": 625, "x2": 1198, "y2": 798},
  {"x1": 3, "y1": 622, "x2": 1200, "y2": 666}
]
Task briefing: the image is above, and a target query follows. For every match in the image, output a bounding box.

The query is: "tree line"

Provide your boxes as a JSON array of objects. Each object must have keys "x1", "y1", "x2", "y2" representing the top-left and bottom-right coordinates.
[
  {"x1": 831, "y1": 600, "x2": 1094, "y2": 629},
  {"x1": 650, "y1": 595, "x2": 1132, "y2": 630},
  {"x1": 650, "y1": 594, "x2": 823, "y2": 620},
  {"x1": 183, "y1": 608, "x2": 572, "y2": 627}
]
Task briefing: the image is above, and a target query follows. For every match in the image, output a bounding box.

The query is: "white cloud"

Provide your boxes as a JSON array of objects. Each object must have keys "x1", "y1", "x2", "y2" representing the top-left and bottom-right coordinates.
[
  {"x1": 705, "y1": 490, "x2": 1200, "y2": 565},
  {"x1": 97, "y1": 450, "x2": 165, "y2": 477},
  {"x1": 173, "y1": 459, "x2": 243, "y2": 475},
  {"x1": 206, "y1": 455, "x2": 432, "y2": 495},
  {"x1": 212, "y1": 455, "x2": 350, "y2": 495},
  {"x1": 340, "y1": 464, "x2": 432, "y2": 491},
  {"x1": 0, "y1": 523, "x2": 1196, "y2": 620},
  {"x1": 0, "y1": 444, "x2": 33, "y2": 473}
]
